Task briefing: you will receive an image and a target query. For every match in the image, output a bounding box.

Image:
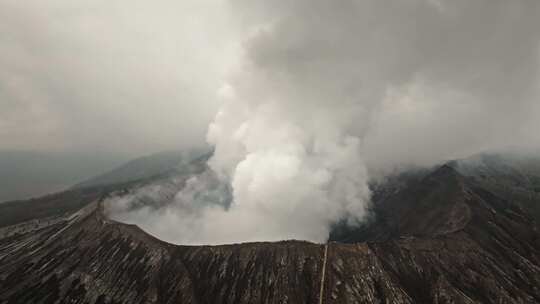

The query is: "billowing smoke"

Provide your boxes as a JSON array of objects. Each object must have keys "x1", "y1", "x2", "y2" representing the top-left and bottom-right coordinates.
[
  {"x1": 204, "y1": 94, "x2": 371, "y2": 242},
  {"x1": 108, "y1": 0, "x2": 540, "y2": 244}
]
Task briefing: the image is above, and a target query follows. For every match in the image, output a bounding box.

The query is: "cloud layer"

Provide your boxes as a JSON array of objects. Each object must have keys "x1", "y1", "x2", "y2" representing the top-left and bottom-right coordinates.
[
  {"x1": 225, "y1": 0, "x2": 540, "y2": 172},
  {"x1": 0, "y1": 0, "x2": 237, "y2": 155}
]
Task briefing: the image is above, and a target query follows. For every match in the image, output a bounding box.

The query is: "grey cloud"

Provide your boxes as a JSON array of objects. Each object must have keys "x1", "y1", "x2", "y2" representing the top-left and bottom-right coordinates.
[
  {"x1": 0, "y1": 0, "x2": 237, "y2": 155},
  {"x1": 230, "y1": 0, "x2": 540, "y2": 171}
]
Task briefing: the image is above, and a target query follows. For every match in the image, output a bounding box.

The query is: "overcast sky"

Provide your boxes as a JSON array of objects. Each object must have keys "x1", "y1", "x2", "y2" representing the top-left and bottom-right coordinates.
[
  {"x1": 0, "y1": 0, "x2": 239, "y2": 156},
  {"x1": 1, "y1": 0, "x2": 540, "y2": 165}
]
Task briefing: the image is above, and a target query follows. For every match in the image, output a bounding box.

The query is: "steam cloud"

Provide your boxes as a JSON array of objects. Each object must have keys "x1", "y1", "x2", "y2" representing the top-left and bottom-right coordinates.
[{"x1": 108, "y1": 0, "x2": 540, "y2": 244}]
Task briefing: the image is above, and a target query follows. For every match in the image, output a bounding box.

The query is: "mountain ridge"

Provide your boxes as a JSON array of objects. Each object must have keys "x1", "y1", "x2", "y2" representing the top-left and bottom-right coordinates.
[{"x1": 2, "y1": 163, "x2": 540, "y2": 303}]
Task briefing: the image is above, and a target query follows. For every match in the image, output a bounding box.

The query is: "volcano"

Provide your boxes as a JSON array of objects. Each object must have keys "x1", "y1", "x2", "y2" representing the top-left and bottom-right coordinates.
[{"x1": 1, "y1": 154, "x2": 540, "y2": 303}]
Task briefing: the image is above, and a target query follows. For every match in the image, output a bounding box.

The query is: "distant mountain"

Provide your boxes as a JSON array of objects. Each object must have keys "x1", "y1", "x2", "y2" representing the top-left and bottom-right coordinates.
[
  {"x1": 73, "y1": 147, "x2": 212, "y2": 190},
  {"x1": 0, "y1": 148, "x2": 211, "y2": 229},
  {"x1": 0, "y1": 150, "x2": 126, "y2": 203},
  {"x1": 1, "y1": 151, "x2": 540, "y2": 303}
]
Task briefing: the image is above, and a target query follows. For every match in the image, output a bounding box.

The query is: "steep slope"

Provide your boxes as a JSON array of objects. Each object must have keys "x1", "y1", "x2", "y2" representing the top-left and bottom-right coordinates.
[
  {"x1": 0, "y1": 201, "x2": 324, "y2": 304},
  {"x1": 0, "y1": 149, "x2": 210, "y2": 229},
  {"x1": 0, "y1": 186, "x2": 104, "y2": 229},
  {"x1": 452, "y1": 153, "x2": 540, "y2": 220},
  {"x1": 331, "y1": 164, "x2": 536, "y2": 242},
  {"x1": 2, "y1": 166, "x2": 540, "y2": 303},
  {"x1": 327, "y1": 165, "x2": 540, "y2": 302},
  {"x1": 74, "y1": 148, "x2": 211, "y2": 190}
]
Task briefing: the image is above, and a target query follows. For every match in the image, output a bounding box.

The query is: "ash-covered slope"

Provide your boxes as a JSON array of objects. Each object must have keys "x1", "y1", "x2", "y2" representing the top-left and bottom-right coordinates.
[
  {"x1": 0, "y1": 149, "x2": 211, "y2": 229},
  {"x1": 452, "y1": 153, "x2": 540, "y2": 221},
  {"x1": 0, "y1": 201, "x2": 323, "y2": 304},
  {"x1": 2, "y1": 165, "x2": 540, "y2": 303}
]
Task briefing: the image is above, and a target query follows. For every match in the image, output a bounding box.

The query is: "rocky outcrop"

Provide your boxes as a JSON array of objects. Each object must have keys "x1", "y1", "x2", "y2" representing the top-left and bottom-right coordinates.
[{"x1": 1, "y1": 166, "x2": 540, "y2": 303}]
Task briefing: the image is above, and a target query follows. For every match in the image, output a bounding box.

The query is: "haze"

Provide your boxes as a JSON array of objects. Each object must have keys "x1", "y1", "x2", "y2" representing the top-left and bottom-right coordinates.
[{"x1": 2, "y1": 0, "x2": 540, "y2": 242}]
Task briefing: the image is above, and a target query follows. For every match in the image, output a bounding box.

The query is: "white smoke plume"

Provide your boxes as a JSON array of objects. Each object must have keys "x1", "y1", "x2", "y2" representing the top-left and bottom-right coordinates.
[{"x1": 108, "y1": 0, "x2": 540, "y2": 244}]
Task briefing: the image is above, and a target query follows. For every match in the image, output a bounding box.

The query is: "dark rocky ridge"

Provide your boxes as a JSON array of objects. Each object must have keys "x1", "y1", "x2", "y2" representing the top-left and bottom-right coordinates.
[{"x1": 1, "y1": 165, "x2": 540, "y2": 303}]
